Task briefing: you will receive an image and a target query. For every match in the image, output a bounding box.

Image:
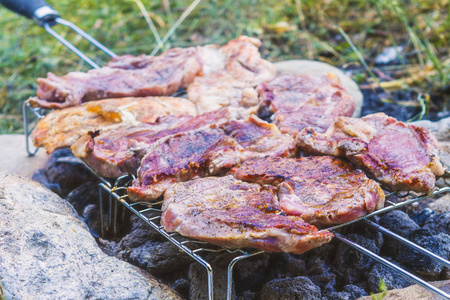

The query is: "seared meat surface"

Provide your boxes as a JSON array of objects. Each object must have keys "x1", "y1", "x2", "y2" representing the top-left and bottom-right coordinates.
[
  {"x1": 127, "y1": 114, "x2": 296, "y2": 202},
  {"x1": 231, "y1": 156, "x2": 385, "y2": 226},
  {"x1": 31, "y1": 96, "x2": 196, "y2": 154},
  {"x1": 31, "y1": 47, "x2": 201, "y2": 108},
  {"x1": 188, "y1": 36, "x2": 276, "y2": 113},
  {"x1": 296, "y1": 113, "x2": 445, "y2": 193},
  {"x1": 257, "y1": 74, "x2": 355, "y2": 135},
  {"x1": 127, "y1": 126, "x2": 247, "y2": 201},
  {"x1": 71, "y1": 107, "x2": 250, "y2": 178},
  {"x1": 161, "y1": 176, "x2": 333, "y2": 254}
]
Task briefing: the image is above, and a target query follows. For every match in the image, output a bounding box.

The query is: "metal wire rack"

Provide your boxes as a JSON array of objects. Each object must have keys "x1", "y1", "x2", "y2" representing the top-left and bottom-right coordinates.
[{"x1": 98, "y1": 172, "x2": 450, "y2": 300}]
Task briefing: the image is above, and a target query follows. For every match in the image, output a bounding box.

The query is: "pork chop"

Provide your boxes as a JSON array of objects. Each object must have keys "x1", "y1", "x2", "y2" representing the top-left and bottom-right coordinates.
[
  {"x1": 32, "y1": 47, "x2": 201, "y2": 108},
  {"x1": 188, "y1": 36, "x2": 276, "y2": 113},
  {"x1": 296, "y1": 113, "x2": 445, "y2": 193},
  {"x1": 71, "y1": 107, "x2": 250, "y2": 178},
  {"x1": 256, "y1": 74, "x2": 355, "y2": 135},
  {"x1": 161, "y1": 176, "x2": 333, "y2": 254},
  {"x1": 31, "y1": 96, "x2": 197, "y2": 153},
  {"x1": 231, "y1": 156, "x2": 385, "y2": 226}
]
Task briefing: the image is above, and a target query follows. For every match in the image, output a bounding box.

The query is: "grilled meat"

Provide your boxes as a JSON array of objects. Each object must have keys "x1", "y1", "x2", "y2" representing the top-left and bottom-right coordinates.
[
  {"x1": 31, "y1": 47, "x2": 201, "y2": 109},
  {"x1": 127, "y1": 126, "x2": 247, "y2": 201},
  {"x1": 231, "y1": 156, "x2": 385, "y2": 226},
  {"x1": 127, "y1": 114, "x2": 295, "y2": 202},
  {"x1": 257, "y1": 74, "x2": 355, "y2": 135},
  {"x1": 161, "y1": 176, "x2": 334, "y2": 254},
  {"x1": 296, "y1": 113, "x2": 445, "y2": 193},
  {"x1": 31, "y1": 96, "x2": 197, "y2": 154},
  {"x1": 188, "y1": 36, "x2": 276, "y2": 114},
  {"x1": 71, "y1": 107, "x2": 249, "y2": 178}
]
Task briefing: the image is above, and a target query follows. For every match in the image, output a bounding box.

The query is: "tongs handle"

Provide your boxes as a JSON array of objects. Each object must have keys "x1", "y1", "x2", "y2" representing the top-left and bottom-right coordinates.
[{"x1": 0, "y1": 0, "x2": 59, "y2": 26}]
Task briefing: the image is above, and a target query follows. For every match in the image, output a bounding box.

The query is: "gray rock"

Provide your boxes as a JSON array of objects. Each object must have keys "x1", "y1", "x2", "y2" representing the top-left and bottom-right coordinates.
[
  {"x1": 427, "y1": 194, "x2": 450, "y2": 214},
  {"x1": 274, "y1": 60, "x2": 363, "y2": 117},
  {"x1": 397, "y1": 229, "x2": 450, "y2": 279},
  {"x1": 259, "y1": 276, "x2": 322, "y2": 300},
  {"x1": 334, "y1": 234, "x2": 380, "y2": 285},
  {"x1": 0, "y1": 172, "x2": 180, "y2": 300},
  {"x1": 367, "y1": 262, "x2": 413, "y2": 293},
  {"x1": 424, "y1": 212, "x2": 450, "y2": 234},
  {"x1": 0, "y1": 134, "x2": 49, "y2": 178}
]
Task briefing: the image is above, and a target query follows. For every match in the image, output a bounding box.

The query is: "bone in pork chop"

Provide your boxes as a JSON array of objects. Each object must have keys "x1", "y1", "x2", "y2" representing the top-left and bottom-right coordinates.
[
  {"x1": 127, "y1": 114, "x2": 296, "y2": 202},
  {"x1": 231, "y1": 156, "x2": 385, "y2": 226},
  {"x1": 188, "y1": 36, "x2": 276, "y2": 114},
  {"x1": 296, "y1": 113, "x2": 445, "y2": 193},
  {"x1": 31, "y1": 47, "x2": 201, "y2": 109},
  {"x1": 161, "y1": 176, "x2": 334, "y2": 254},
  {"x1": 256, "y1": 74, "x2": 355, "y2": 135},
  {"x1": 71, "y1": 107, "x2": 249, "y2": 178},
  {"x1": 31, "y1": 96, "x2": 197, "y2": 154}
]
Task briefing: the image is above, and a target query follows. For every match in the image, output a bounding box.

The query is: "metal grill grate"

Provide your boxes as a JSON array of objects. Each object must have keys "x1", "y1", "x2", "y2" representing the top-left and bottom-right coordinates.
[{"x1": 98, "y1": 173, "x2": 450, "y2": 300}]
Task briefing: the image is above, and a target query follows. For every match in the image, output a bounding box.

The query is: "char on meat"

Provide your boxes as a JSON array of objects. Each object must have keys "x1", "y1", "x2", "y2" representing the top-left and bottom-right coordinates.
[
  {"x1": 188, "y1": 36, "x2": 276, "y2": 114},
  {"x1": 296, "y1": 113, "x2": 445, "y2": 193},
  {"x1": 31, "y1": 96, "x2": 197, "y2": 154},
  {"x1": 31, "y1": 47, "x2": 202, "y2": 109},
  {"x1": 161, "y1": 175, "x2": 334, "y2": 254},
  {"x1": 127, "y1": 114, "x2": 296, "y2": 202},
  {"x1": 71, "y1": 107, "x2": 250, "y2": 178},
  {"x1": 231, "y1": 156, "x2": 385, "y2": 226},
  {"x1": 257, "y1": 74, "x2": 355, "y2": 135}
]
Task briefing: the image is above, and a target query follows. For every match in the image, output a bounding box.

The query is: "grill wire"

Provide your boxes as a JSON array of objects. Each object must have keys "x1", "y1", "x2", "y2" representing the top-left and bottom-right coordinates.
[{"x1": 23, "y1": 105, "x2": 450, "y2": 299}]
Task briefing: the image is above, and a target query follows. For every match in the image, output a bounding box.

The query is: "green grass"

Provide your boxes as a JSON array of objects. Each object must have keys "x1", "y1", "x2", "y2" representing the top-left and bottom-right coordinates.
[{"x1": 0, "y1": 0, "x2": 448, "y2": 133}]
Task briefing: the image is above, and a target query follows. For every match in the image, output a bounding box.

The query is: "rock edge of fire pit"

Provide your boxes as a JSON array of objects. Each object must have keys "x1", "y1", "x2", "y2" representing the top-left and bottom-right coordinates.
[{"x1": 0, "y1": 172, "x2": 181, "y2": 300}]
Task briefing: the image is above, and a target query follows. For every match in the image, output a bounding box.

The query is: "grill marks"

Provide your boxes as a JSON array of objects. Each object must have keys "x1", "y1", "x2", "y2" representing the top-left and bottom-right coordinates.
[
  {"x1": 161, "y1": 176, "x2": 334, "y2": 254},
  {"x1": 296, "y1": 113, "x2": 445, "y2": 193},
  {"x1": 231, "y1": 156, "x2": 385, "y2": 226}
]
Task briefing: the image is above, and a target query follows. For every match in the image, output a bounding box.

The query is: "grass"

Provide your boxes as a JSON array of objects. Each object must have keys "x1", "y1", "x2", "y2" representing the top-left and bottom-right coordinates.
[{"x1": 0, "y1": 0, "x2": 448, "y2": 133}]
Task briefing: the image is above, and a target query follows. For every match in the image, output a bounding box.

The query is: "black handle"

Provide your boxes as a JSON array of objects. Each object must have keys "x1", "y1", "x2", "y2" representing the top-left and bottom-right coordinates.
[{"x1": 0, "y1": 0, "x2": 60, "y2": 26}]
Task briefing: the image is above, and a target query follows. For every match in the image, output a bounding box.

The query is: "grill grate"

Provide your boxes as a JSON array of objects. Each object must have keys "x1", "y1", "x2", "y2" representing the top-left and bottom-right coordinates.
[{"x1": 98, "y1": 173, "x2": 450, "y2": 300}]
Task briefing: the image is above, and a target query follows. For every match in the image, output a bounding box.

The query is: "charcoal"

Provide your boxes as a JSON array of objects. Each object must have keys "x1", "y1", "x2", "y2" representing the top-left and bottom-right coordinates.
[
  {"x1": 126, "y1": 240, "x2": 192, "y2": 276},
  {"x1": 117, "y1": 214, "x2": 164, "y2": 250},
  {"x1": 322, "y1": 291, "x2": 353, "y2": 300},
  {"x1": 239, "y1": 290, "x2": 257, "y2": 300},
  {"x1": 307, "y1": 258, "x2": 336, "y2": 292},
  {"x1": 234, "y1": 253, "x2": 271, "y2": 292},
  {"x1": 42, "y1": 149, "x2": 97, "y2": 197},
  {"x1": 333, "y1": 234, "x2": 380, "y2": 285},
  {"x1": 279, "y1": 253, "x2": 306, "y2": 276},
  {"x1": 81, "y1": 204, "x2": 101, "y2": 238},
  {"x1": 378, "y1": 210, "x2": 420, "y2": 256},
  {"x1": 259, "y1": 276, "x2": 322, "y2": 300},
  {"x1": 188, "y1": 260, "x2": 229, "y2": 300},
  {"x1": 397, "y1": 229, "x2": 450, "y2": 279},
  {"x1": 367, "y1": 262, "x2": 413, "y2": 293},
  {"x1": 423, "y1": 212, "x2": 450, "y2": 234},
  {"x1": 172, "y1": 278, "x2": 189, "y2": 298},
  {"x1": 65, "y1": 181, "x2": 98, "y2": 216},
  {"x1": 342, "y1": 284, "x2": 368, "y2": 299}
]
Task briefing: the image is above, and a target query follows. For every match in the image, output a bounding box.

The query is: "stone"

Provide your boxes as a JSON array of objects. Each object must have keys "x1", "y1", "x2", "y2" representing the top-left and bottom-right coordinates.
[
  {"x1": 259, "y1": 276, "x2": 322, "y2": 300},
  {"x1": 0, "y1": 134, "x2": 49, "y2": 178},
  {"x1": 358, "y1": 279, "x2": 450, "y2": 300},
  {"x1": 0, "y1": 172, "x2": 180, "y2": 300},
  {"x1": 412, "y1": 117, "x2": 450, "y2": 170},
  {"x1": 274, "y1": 60, "x2": 364, "y2": 117},
  {"x1": 367, "y1": 262, "x2": 413, "y2": 293},
  {"x1": 397, "y1": 229, "x2": 450, "y2": 279},
  {"x1": 427, "y1": 194, "x2": 450, "y2": 214},
  {"x1": 424, "y1": 212, "x2": 450, "y2": 234}
]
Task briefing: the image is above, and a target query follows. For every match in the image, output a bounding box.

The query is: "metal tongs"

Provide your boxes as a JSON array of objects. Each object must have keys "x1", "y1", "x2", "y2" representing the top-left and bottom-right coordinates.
[{"x1": 0, "y1": 0, "x2": 116, "y2": 68}]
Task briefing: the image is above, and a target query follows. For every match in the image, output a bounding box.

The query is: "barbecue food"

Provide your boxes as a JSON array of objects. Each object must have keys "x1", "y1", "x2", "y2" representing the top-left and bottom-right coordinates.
[
  {"x1": 296, "y1": 113, "x2": 445, "y2": 193},
  {"x1": 71, "y1": 107, "x2": 250, "y2": 178},
  {"x1": 127, "y1": 114, "x2": 296, "y2": 202},
  {"x1": 127, "y1": 126, "x2": 247, "y2": 201},
  {"x1": 30, "y1": 47, "x2": 202, "y2": 109},
  {"x1": 188, "y1": 36, "x2": 276, "y2": 114},
  {"x1": 257, "y1": 74, "x2": 355, "y2": 135},
  {"x1": 161, "y1": 176, "x2": 334, "y2": 254},
  {"x1": 32, "y1": 96, "x2": 197, "y2": 153},
  {"x1": 231, "y1": 156, "x2": 385, "y2": 226}
]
